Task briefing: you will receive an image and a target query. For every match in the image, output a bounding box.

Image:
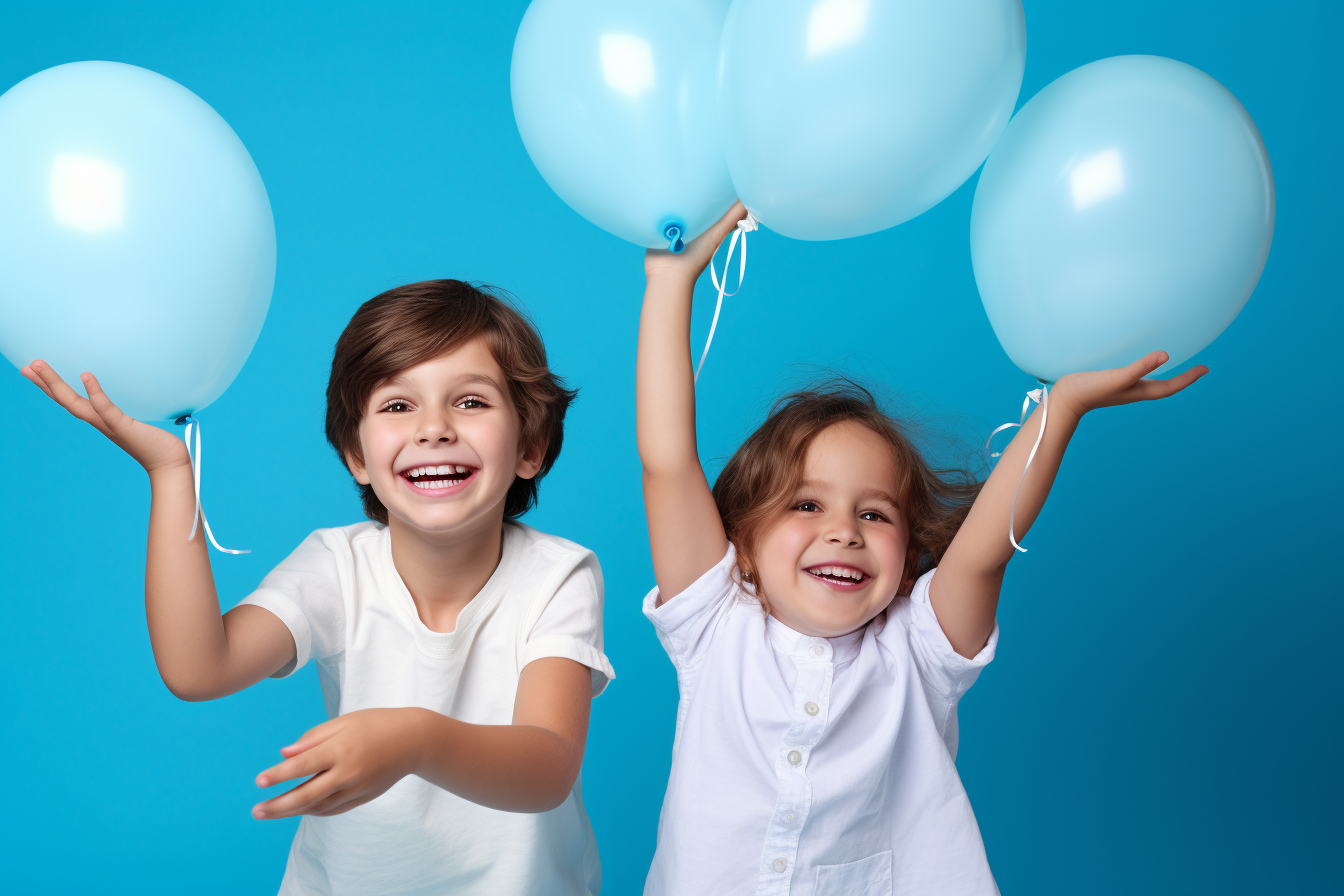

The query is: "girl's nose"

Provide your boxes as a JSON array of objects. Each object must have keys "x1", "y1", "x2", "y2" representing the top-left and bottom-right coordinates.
[{"x1": 824, "y1": 520, "x2": 862, "y2": 548}]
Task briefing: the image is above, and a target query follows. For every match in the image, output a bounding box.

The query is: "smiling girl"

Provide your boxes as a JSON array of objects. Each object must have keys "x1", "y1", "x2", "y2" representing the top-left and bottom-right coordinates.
[
  {"x1": 636, "y1": 206, "x2": 1205, "y2": 896},
  {"x1": 23, "y1": 280, "x2": 613, "y2": 895}
]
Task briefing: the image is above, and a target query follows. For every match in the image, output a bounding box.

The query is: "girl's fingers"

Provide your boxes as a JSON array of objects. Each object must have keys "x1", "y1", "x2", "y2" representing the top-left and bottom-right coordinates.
[
  {"x1": 81, "y1": 372, "x2": 127, "y2": 428},
  {"x1": 253, "y1": 771, "x2": 342, "y2": 819},
  {"x1": 1119, "y1": 350, "x2": 1170, "y2": 385},
  {"x1": 1138, "y1": 365, "x2": 1208, "y2": 401},
  {"x1": 19, "y1": 365, "x2": 57, "y2": 400}
]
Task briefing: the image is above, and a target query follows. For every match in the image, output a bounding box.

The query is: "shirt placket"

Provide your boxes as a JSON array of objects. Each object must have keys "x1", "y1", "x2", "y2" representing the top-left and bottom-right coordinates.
[{"x1": 755, "y1": 637, "x2": 834, "y2": 896}]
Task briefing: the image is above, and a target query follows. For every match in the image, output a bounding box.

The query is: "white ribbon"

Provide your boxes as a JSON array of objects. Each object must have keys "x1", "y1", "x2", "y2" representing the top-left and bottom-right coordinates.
[
  {"x1": 984, "y1": 382, "x2": 1050, "y2": 554},
  {"x1": 177, "y1": 415, "x2": 249, "y2": 554},
  {"x1": 696, "y1": 211, "x2": 759, "y2": 382}
]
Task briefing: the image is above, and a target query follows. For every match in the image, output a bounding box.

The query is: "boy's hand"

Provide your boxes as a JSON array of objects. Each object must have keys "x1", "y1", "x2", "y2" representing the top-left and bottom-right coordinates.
[
  {"x1": 1052, "y1": 350, "x2": 1208, "y2": 420},
  {"x1": 644, "y1": 201, "x2": 749, "y2": 286},
  {"x1": 253, "y1": 708, "x2": 428, "y2": 819},
  {"x1": 21, "y1": 360, "x2": 190, "y2": 474}
]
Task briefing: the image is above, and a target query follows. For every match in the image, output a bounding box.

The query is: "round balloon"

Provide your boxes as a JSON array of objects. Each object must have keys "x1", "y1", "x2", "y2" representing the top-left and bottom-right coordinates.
[
  {"x1": 970, "y1": 55, "x2": 1274, "y2": 383},
  {"x1": 718, "y1": 0, "x2": 1025, "y2": 241},
  {"x1": 0, "y1": 61, "x2": 275, "y2": 421},
  {"x1": 511, "y1": 0, "x2": 735, "y2": 251}
]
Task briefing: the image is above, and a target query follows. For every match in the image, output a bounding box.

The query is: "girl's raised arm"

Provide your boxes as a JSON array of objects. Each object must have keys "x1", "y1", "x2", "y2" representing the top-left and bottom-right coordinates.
[
  {"x1": 637, "y1": 202, "x2": 748, "y2": 602},
  {"x1": 932, "y1": 351, "x2": 1207, "y2": 658},
  {"x1": 21, "y1": 361, "x2": 295, "y2": 699}
]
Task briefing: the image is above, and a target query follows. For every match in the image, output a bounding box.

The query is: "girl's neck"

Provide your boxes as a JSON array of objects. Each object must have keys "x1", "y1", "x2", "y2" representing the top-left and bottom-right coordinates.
[{"x1": 386, "y1": 511, "x2": 506, "y2": 633}]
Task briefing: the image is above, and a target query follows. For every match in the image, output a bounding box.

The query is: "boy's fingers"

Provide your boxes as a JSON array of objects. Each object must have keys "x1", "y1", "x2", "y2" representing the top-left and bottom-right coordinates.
[
  {"x1": 257, "y1": 746, "x2": 331, "y2": 788},
  {"x1": 253, "y1": 773, "x2": 341, "y2": 819},
  {"x1": 280, "y1": 719, "x2": 342, "y2": 758},
  {"x1": 308, "y1": 789, "x2": 382, "y2": 817}
]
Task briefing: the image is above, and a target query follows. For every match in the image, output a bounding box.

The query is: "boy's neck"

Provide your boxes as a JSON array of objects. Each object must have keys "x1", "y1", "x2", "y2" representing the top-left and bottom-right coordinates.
[{"x1": 386, "y1": 511, "x2": 507, "y2": 634}]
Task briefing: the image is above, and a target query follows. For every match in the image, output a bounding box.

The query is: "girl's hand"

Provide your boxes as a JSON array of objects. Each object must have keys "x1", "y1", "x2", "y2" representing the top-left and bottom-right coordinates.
[
  {"x1": 644, "y1": 201, "x2": 749, "y2": 286},
  {"x1": 21, "y1": 360, "x2": 190, "y2": 474},
  {"x1": 252, "y1": 708, "x2": 428, "y2": 819},
  {"x1": 1052, "y1": 351, "x2": 1208, "y2": 420}
]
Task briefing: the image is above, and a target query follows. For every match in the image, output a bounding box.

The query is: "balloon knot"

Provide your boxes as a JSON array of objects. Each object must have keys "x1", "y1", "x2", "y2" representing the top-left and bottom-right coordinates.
[{"x1": 663, "y1": 222, "x2": 685, "y2": 254}]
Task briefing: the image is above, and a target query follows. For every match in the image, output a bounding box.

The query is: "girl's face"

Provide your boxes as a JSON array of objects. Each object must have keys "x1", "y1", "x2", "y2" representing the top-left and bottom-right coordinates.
[
  {"x1": 347, "y1": 338, "x2": 543, "y2": 540},
  {"x1": 752, "y1": 421, "x2": 910, "y2": 638}
]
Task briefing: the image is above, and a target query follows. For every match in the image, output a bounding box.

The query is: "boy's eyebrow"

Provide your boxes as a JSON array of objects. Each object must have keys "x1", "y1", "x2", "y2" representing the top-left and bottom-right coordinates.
[
  {"x1": 455, "y1": 373, "x2": 506, "y2": 392},
  {"x1": 377, "y1": 372, "x2": 506, "y2": 392}
]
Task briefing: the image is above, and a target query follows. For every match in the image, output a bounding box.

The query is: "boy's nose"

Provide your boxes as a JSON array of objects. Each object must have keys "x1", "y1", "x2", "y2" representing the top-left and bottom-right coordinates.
[{"x1": 416, "y1": 414, "x2": 456, "y2": 444}]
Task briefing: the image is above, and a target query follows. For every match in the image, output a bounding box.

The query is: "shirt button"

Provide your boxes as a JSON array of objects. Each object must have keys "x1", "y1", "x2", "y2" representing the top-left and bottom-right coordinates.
[
  {"x1": 772, "y1": 858, "x2": 787, "y2": 873},
  {"x1": 785, "y1": 812, "x2": 796, "y2": 822},
  {"x1": 804, "y1": 702, "x2": 819, "y2": 715},
  {"x1": 787, "y1": 750, "x2": 802, "y2": 765},
  {"x1": 811, "y1": 645, "x2": 824, "y2": 656}
]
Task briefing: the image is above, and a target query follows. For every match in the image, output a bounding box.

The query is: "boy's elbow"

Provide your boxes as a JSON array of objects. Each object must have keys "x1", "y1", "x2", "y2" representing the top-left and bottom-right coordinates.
[{"x1": 159, "y1": 671, "x2": 225, "y2": 703}]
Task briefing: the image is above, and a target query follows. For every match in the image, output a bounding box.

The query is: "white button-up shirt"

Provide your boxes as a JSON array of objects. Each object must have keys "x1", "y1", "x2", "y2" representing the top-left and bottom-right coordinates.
[{"x1": 642, "y1": 546, "x2": 998, "y2": 896}]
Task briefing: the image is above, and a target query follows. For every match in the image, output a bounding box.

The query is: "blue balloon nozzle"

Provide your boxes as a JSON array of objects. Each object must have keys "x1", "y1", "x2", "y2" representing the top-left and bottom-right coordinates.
[{"x1": 663, "y1": 222, "x2": 685, "y2": 253}]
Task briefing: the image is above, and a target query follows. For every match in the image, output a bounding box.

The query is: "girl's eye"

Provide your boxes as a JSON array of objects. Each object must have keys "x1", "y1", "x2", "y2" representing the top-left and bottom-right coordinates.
[
  {"x1": 795, "y1": 501, "x2": 820, "y2": 513},
  {"x1": 457, "y1": 397, "x2": 489, "y2": 410},
  {"x1": 860, "y1": 511, "x2": 888, "y2": 523},
  {"x1": 382, "y1": 400, "x2": 413, "y2": 413}
]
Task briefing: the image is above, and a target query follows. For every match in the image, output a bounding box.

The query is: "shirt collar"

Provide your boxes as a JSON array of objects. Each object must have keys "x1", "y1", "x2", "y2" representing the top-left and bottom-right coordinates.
[{"x1": 765, "y1": 613, "x2": 865, "y2": 665}]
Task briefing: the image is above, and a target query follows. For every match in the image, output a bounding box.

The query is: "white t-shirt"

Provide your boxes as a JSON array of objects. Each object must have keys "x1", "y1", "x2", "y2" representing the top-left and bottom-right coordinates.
[
  {"x1": 642, "y1": 545, "x2": 998, "y2": 896},
  {"x1": 239, "y1": 520, "x2": 615, "y2": 896}
]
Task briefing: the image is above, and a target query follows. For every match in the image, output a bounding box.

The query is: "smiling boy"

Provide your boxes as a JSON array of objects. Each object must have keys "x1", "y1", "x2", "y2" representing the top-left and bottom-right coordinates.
[{"x1": 23, "y1": 280, "x2": 613, "y2": 895}]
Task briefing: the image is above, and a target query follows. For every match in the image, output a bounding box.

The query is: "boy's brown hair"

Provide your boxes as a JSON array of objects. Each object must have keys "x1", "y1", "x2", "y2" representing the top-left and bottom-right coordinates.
[
  {"x1": 325, "y1": 279, "x2": 576, "y2": 524},
  {"x1": 712, "y1": 381, "x2": 981, "y2": 609}
]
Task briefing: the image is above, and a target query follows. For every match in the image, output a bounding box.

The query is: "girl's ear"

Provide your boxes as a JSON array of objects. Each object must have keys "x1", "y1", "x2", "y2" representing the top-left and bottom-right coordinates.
[
  {"x1": 515, "y1": 435, "x2": 548, "y2": 481},
  {"x1": 344, "y1": 448, "x2": 371, "y2": 486}
]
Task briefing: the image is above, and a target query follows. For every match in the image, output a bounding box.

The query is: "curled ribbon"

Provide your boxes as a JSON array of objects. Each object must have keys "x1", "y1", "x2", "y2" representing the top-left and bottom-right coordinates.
[
  {"x1": 984, "y1": 382, "x2": 1050, "y2": 553},
  {"x1": 696, "y1": 211, "x2": 759, "y2": 383},
  {"x1": 175, "y1": 415, "x2": 249, "y2": 554}
]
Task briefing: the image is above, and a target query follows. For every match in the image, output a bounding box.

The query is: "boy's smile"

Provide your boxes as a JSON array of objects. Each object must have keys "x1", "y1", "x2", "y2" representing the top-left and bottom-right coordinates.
[{"x1": 347, "y1": 337, "x2": 544, "y2": 540}]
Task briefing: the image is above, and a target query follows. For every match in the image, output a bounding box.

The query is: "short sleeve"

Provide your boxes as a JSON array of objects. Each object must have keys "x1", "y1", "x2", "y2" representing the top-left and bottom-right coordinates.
[
  {"x1": 519, "y1": 552, "x2": 615, "y2": 697},
  {"x1": 642, "y1": 544, "x2": 742, "y2": 670},
  {"x1": 236, "y1": 530, "x2": 348, "y2": 678},
  {"x1": 892, "y1": 568, "x2": 998, "y2": 702}
]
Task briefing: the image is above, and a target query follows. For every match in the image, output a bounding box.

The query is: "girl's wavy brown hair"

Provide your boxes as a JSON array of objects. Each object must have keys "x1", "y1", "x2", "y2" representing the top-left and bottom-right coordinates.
[
  {"x1": 712, "y1": 380, "x2": 981, "y2": 608},
  {"x1": 326, "y1": 279, "x2": 576, "y2": 524}
]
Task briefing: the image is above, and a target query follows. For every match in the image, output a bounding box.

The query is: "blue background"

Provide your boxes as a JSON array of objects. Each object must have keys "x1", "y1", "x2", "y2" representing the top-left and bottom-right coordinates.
[{"x1": 1, "y1": 2, "x2": 1338, "y2": 893}]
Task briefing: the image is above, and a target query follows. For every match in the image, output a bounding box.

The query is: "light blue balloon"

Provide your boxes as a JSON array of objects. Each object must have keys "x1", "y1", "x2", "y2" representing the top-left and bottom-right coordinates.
[
  {"x1": 970, "y1": 56, "x2": 1274, "y2": 383},
  {"x1": 0, "y1": 61, "x2": 275, "y2": 421},
  {"x1": 718, "y1": 0, "x2": 1025, "y2": 242},
  {"x1": 511, "y1": 0, "x2": 736, "y2": 251}
]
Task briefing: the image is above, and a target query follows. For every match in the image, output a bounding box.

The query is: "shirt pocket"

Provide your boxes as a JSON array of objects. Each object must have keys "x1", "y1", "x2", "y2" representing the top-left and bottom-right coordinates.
[{"x1": 813, "y1": 850, "x2": 892, "y2": 896}]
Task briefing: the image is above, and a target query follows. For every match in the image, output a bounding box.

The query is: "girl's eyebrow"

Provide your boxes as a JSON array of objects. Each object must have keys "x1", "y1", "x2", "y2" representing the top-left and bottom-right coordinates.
[{"x1": 798, "y1": 479, "x2": 899, "y2": 507}]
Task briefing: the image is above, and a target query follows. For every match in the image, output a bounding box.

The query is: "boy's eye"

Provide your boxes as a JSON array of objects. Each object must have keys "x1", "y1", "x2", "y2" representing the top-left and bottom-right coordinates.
[
  {"x1": 795, "y1": 501, "x2": 820, "y2": 513},
  {"x1": 382, "y1": 400, "x2": 413, "y2": 413}
]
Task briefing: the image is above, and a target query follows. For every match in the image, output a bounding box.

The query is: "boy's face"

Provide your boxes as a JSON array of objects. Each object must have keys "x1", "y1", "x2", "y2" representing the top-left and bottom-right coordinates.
[
  {"x1": 347, "y1": 337, "x2": 543, "y2": 539},
  {"x1": 752, "y1": 421, "x2": 910, "y2": 638}
]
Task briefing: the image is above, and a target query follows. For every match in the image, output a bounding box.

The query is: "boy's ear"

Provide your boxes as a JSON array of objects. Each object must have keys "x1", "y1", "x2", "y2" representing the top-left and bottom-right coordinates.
[
  {"x1": 515, "y1": 435, "x2": 549, "y2": 481},
  {"x1": 344, "y1": 448, "x2": 371, "y2": 486}
]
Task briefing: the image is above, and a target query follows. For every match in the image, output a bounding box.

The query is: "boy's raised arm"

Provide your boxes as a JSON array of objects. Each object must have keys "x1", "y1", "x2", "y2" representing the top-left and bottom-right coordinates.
[
  {"x1": 22, "y1": 361, "x2": 295, "y2": 699},
  {"x1": 637, "y1": 203, "x2": 747, "y2": 602},
  {"x1": 932, "y1": 351, "x2": 1207, "y2": 658}
]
